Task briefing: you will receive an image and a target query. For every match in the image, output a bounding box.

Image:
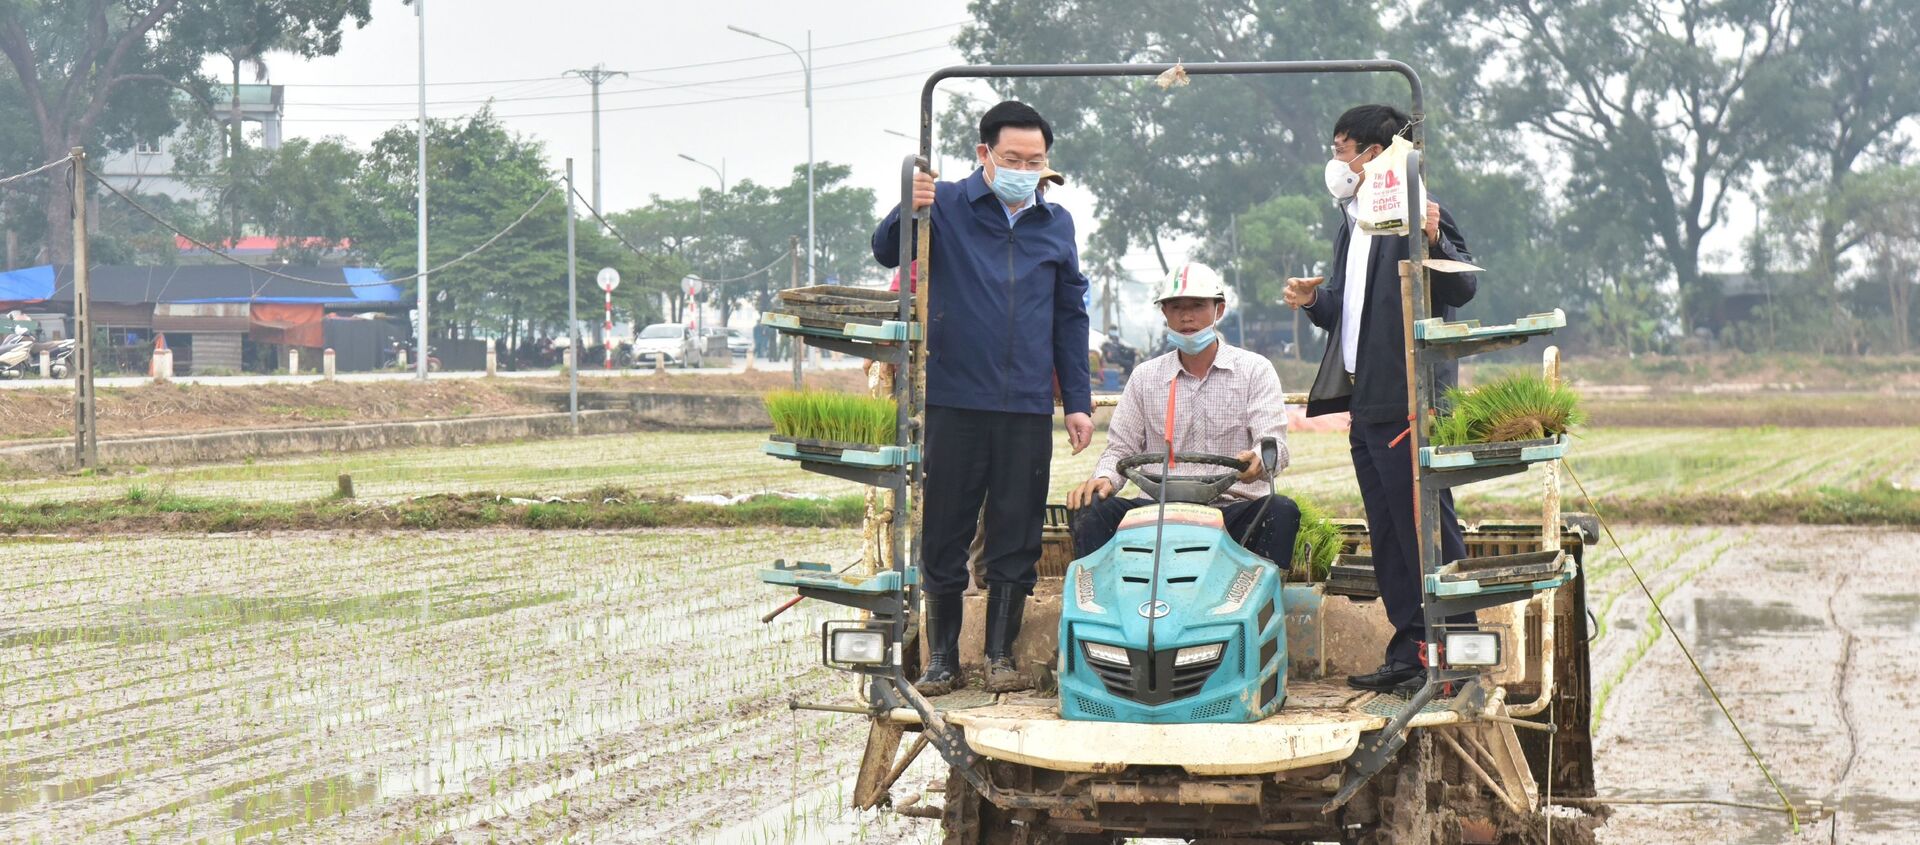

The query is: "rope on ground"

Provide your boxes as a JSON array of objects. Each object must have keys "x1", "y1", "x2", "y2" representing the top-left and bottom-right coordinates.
[
  {"x1": 0, "y1": 157, "x2": 70, "y2": 188},
  {"x1": 567, "y1": 184, "x2": 788, "y2": 284},
  {"x1": 87, "y1": 170, "x2": 557, "y2": 290},
  {"x1": 1564, "y1": 460, "x2": 1801, "y2": 833}
]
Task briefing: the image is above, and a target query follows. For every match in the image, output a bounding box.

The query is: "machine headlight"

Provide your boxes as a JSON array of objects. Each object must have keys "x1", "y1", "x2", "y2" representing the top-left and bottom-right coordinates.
[
  {"x1": 1083, "y1": 641, "x2": 1130, "y2": 666},
  {"x1": 1444, "y1": 631, "x2": 1501, "y2": 667},
  {"x1": 827, "y1": 629, "x2": 888, "y2": 665},
  {"x1": 1173, "y1": 643, "x2": 1224, "y2": 666}
]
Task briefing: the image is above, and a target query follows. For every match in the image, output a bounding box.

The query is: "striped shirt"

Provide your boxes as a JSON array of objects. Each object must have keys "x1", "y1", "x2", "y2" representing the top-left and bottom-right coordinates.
[{"x1": 1092, "y1": 342, "x2": 1291, "y2": 503}]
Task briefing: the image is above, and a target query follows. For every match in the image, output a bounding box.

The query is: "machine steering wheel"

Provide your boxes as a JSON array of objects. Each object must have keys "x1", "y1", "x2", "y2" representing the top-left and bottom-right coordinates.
[{"x1": 1116, "y1": 452, "x2": 1248, "y2": 505}]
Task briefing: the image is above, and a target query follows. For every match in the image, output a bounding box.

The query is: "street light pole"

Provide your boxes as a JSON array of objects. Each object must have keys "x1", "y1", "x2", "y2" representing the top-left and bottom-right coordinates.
[
  {"x1": 414, "y1": 0, "x2": 429, "y2": 381},
  {"x1": 727, "y1": 24, "x2": 813, "y2": 286},
  {"x1": 566, "y1": 64, "x2": 629, "y2": 212},
  {"x1": 678, "y1": 153, "x2": 727, "y2": 329}
]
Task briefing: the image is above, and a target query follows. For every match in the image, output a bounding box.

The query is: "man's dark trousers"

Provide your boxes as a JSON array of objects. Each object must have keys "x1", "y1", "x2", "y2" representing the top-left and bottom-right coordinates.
[
  {"x1": 922, "y1": 405, "x2": 1052, "y2": 597},
  {"x1": 1350, "y1": 417, "x2": 1473, "y2": 669},
  {"x1": 1072, "y1": 494, "x2": 1302, "y2": 567}
]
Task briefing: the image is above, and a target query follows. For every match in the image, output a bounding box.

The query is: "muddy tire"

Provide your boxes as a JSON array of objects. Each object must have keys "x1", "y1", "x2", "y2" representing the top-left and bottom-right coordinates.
[
  {"x1": 942, "y1": 764, "x2": 1117, "y2": 845},
  {"x1": 1350, "y1": 732, "x2": 1441, "y2": 845}
]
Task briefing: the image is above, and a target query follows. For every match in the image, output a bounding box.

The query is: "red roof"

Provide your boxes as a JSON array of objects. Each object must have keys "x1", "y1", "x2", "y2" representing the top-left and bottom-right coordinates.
[{"x1": 175, "y1": 236, "x2": 351, "y2": 254}]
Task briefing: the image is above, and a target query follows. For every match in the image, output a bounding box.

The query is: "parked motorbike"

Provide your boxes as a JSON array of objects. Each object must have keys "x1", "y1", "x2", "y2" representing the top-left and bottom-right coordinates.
[{"x1": 0, "y1": 326, "x2": 33, "y2": 379}]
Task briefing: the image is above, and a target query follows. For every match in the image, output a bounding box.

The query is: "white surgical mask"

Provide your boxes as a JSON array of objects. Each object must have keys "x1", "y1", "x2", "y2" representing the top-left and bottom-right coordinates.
[{"x1": 1324, "y1": 157, "x2": 1361, "y2": 200}]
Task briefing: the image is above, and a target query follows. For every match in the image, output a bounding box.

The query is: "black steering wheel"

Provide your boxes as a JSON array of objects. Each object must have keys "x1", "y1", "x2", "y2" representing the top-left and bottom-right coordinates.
[{"x1": 1117, "y1": 452, "x2": 1248, "y2": 505}]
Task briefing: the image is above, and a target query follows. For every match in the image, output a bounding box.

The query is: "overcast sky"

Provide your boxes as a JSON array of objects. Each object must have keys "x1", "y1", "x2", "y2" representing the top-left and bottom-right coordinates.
[{"x1": 260, "y1": 0, "x2": 1097, "y2": 231}]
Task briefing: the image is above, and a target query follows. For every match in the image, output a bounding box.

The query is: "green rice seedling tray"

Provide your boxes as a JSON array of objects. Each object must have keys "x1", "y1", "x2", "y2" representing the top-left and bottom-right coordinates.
[
  {"x1": 763, "y1": 435, "x2": 917, "y2": 469},
  {"x1": 758, "y1": 559, "x2": 912, "y2": 594},
  {"x1": 760, "y1": 312, "x2": 921, "y2": 343},
  {"x1": 1421, "y1": 434, "x2": 1567, "y2": 470},
  {"x1": 1413, "y1": 308, "x2": 1565, "y2": 344},
  {"x1": 1425, "y1": 549, "x2": 1571, "y2": 599}
]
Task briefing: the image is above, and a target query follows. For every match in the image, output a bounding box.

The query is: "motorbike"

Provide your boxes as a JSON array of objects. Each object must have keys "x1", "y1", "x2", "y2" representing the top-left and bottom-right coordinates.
[
  {"x1": 0, "y1": 326, "x2": 34, "y2": 379},
  {"x1": 36, "y1": 339, "x2": 75, "y2": 378}
]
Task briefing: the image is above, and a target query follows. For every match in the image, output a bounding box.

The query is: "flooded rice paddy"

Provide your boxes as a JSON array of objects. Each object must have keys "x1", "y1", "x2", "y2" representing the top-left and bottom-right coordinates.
[
  {"x1": 0, "y1": 524, "x2": 1913, "y2": 843},
  {"x1": 4, "y1": 426, "x2": 1915, "y2": 507}
]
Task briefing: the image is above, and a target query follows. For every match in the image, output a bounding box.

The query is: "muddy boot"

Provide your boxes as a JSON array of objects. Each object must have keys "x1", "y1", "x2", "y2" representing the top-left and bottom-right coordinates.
[
  {"x1": 983, "y1": 585, "x2": 1031, "y2": 693},
  {"x1": 913, "y1": 592, "x2": 964, "y2": 697}
]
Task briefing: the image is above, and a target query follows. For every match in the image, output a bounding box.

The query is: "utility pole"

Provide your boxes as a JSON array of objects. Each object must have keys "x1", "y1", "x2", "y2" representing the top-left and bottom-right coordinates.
[
  {"x1": 790, "y1": 235, "x2": 801, "y2": 388},
  {"x1": 69, "y1": 148, "x2": 96, "y2": 469},
  {"x1": 567, "y1": 64, "x2": 629, "y2": 212},
  {"x1": 414, "y1": 0, "x2": 429, "y2": 381},
  {"x1": 1230, "y1": 212, "x2": 1246, "y2": 346},
  {"x1": 566, "y1": 158, "x2": 580, "y2": 433}
]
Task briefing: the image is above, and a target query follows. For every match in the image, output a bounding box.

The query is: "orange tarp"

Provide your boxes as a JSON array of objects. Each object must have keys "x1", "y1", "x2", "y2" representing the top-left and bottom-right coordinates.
[{"x1": 247, "y1": 302, "x2": 325, "y2": 348}]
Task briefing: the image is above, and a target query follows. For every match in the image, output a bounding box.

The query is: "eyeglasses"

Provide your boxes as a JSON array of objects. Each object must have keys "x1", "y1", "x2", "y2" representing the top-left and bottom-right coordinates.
[{"x1": 990, "y1": 149, "x2": 1049, "y2": 171}]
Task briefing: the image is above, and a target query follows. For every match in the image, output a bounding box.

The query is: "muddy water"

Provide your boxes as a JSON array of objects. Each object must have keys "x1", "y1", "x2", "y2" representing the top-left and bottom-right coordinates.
[
  {"x1": 1592, "y1": 526, "x2": 1920, "y2": 845},
  {"x1": 4, "y1": 526, "x2": 1913, "y2": 844}
]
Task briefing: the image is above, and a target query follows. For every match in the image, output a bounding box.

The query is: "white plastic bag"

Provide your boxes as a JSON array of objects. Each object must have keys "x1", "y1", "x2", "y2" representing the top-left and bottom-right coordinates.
[{"x1": 1354, "y1": 135, "x2": 1427, "y2": 237}]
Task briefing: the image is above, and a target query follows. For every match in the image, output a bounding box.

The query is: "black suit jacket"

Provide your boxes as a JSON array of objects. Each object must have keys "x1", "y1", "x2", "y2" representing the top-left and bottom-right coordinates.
[{"x1": 1301, "y1": 204, "x2": 1478, "y2": 423}]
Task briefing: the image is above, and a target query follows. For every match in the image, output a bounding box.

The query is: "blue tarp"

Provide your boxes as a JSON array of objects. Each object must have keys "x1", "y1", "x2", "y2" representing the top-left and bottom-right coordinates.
[
  {"x1": 0, "y1": 264, "x2": 405, "y2": 306},
  {"x1": 0, "y1": 265, "x2": 56, "y2": 303}
]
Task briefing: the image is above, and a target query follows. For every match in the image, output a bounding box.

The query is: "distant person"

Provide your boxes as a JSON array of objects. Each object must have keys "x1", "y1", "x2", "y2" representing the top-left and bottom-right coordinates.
[
  {"x1": 872, "y1": 100, "x2": 1093, "y2": 695},
  {"x1": 1068, "y1": 263, "x2": 1300, "y2": 567},
  {"x1": 1282, "y1": 103, "x2": 1480, "y2": 694}
]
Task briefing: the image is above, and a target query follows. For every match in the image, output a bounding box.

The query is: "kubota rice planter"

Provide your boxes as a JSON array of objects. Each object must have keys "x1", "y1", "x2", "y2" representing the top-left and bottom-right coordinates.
[{"x1": 757, "y1": 60, "x2": 1603, "y2": 844}]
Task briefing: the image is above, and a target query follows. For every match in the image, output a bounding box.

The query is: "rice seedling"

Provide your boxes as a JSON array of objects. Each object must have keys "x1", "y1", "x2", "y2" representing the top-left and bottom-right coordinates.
[
  {"x1": 763, "y1": 390, "x2": 897, "y2": 447},
  {"x1": 1430, "y1": 372, "x2": 1587, "y2": 446},
  {"x1": 1290, "y1": 498, "x2": 1342, "y2": 580}
]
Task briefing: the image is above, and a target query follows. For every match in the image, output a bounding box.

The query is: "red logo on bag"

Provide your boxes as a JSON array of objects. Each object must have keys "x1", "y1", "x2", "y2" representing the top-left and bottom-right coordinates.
[{"x1": 1382, "y1": 170, "x2": 1400, "y2": 189}]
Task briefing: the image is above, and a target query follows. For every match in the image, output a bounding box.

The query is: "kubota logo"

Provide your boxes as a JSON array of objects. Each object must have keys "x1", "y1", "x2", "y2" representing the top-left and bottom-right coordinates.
[{"x1": 1138, "y1": 600, "x2": 1170, "y2": 619}]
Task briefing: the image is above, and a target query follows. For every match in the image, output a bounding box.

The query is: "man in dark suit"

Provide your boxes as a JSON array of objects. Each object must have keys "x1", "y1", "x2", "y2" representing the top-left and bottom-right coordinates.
[{"x1": 1283, "y1": 104, "x2": 1479, "y2": 693}]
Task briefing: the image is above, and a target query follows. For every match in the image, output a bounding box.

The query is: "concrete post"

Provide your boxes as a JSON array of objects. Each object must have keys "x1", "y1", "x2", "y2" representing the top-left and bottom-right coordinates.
[
  {"x1": 563, "y1": 346, "x2": 575, "y2": 374},
  {"x1": 485, "y1": 339, "x2": 497, "y2": 376},
  {"x1": 653, "y1": 352, "x2": 664, "y2": 374},
  {"x1": 323, "y1": 348, "x2": 336, "y2": 380},
  {"x1": 288, "y1": 348, "x2": 300, "y2": 376},
  {"x1": 397, "y1": 347, "x2": 408, "y2": 371},
  {"x1": 152, "y1": 348, "x2": 172, "y2": 383},
  {"x1": 37, "y1": 349, "x2": 48, "y2": 378}
]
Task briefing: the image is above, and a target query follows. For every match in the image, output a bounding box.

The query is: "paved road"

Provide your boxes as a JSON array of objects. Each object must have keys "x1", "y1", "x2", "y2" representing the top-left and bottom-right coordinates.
[{"x1": 0, "y1": 354, "x2": 864, "y2": 390}]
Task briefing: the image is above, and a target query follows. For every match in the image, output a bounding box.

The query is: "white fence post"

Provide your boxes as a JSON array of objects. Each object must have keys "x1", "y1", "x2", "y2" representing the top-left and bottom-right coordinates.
[
  {"x1": 152, "y1": 348, "x2": 173, "y2": 383},
  {"x1": 323, "y1": 348, "x2": 337, "y2": 381},
  {"x1": 288, "y1": 348, "x2": 300, "y2": 376},
  {"x1": 486, "y1": 339, "x2": 497, "y2": 376}
]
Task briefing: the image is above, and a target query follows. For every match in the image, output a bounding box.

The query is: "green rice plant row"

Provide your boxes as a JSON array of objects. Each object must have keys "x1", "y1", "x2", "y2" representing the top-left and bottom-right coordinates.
[
  {"x1": 1429, "y1": 372, "x2": 1587, "y2": 447},
  {"x1": 1290, "y1": 497, "x2": 1342, "y2": 579},
  {"x1": 763, "y1": 390, "x2": 899, "y2": 448}
]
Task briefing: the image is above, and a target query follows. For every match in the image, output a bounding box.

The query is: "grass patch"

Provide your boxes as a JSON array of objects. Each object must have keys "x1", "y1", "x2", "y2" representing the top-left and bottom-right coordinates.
[{"x1": 0, "y1": 487, "x2": 870, "y2": 535}]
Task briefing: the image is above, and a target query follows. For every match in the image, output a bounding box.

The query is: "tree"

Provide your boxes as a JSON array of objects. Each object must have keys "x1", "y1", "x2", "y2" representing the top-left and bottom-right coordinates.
[
  {"x1": 1763, "y1": 0, "x2": 1920, "y2": 294},
  {"x1": 1435, "y1": 0, "x2": 1802, "y2": 331},
  {"x1": 0, "y1": 0, "x2": 197, "y2": 262},
  {"x1": 355, "y1": 110, "x2": 569, "y2": 343},
  {"x1": 947, "y1": 0, "x2": 1393, "y2": 272},
  {"x1": 175, "y1": 0, "x2": 370, "y2": 233}
]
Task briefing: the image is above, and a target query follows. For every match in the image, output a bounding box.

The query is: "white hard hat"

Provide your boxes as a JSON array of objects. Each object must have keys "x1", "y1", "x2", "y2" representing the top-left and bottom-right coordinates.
[{"x1": 1154, "y1": 262, "x2": 1228, "y2": 303}]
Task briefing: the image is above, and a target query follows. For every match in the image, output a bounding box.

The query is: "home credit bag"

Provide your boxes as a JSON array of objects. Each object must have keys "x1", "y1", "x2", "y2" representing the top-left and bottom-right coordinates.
[{"x1": 1355, "y1": 135, "x2": 1426, "y2": 236}]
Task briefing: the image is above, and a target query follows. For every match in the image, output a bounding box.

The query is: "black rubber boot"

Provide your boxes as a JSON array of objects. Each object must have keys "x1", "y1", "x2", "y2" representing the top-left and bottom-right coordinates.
[
  {"x1": 913, "y1": 592, "x2": 964, "y2": 697},
  {"x1": 983, "y1": 585, "x2": 1031, "y2": 693}
]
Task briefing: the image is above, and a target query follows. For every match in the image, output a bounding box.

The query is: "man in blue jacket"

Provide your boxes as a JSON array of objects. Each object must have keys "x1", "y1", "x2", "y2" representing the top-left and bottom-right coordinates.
[
  {"x1": 1283, "y1": 103, "x2": 1479, "y2": 693},
  {"x1": 874, "y1": 100, "x2": 1094, "y2": 695}
]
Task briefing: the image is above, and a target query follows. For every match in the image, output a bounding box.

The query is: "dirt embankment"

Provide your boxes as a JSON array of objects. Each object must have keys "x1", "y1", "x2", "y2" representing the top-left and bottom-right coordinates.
[
  {"x1": 0, "y1": 380, "x2": 548, "y2": 441},
  {"x1": 0, "y1": 371, "x2": 871, "y2": 442}
]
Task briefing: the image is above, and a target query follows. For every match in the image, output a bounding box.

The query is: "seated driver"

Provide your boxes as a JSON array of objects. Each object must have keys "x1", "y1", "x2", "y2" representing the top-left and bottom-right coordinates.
[{"x1": 1067, "y1": 263, "x2": 1301, "y2": 566}]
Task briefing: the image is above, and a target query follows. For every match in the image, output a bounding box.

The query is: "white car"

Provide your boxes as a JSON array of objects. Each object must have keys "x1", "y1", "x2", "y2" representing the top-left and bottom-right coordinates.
[
  {"x1": 630, "y1": 323, "x2": 704, "y2": 368},
  {"x1": 703, "y1": 327, "x2": 751, "y2": 357}
]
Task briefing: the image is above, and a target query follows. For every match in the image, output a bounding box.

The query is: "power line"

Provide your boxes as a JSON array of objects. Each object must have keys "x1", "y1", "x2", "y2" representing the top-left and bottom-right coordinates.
[
  {"x1": 277, "y1": 67, "x2": 945, "y2": 123},
  {"x1": 287, "y1": 42, "x2": 953, "y2": 108},
  {"x1": 568, "y1": 185, "x2": 785, "y2": 285},
  {"x1": 0, "y1": 158, "x2": 70, "y2": 188},
  {"x1": 276, "y1": 20, "x2": 966, "y2": 89},
  {"x1": 87, "y1": 169, "x2": 558, "y2": 290}
]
